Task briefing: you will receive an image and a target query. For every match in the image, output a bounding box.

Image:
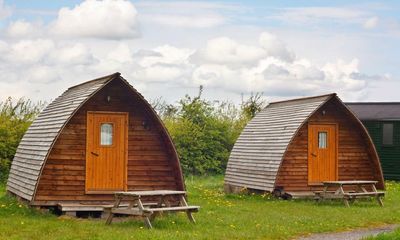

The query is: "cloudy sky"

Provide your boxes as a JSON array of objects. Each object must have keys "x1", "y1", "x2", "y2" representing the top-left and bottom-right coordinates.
[{"x1": 0, "y1": 0, "x2": 399, "y2": 104}]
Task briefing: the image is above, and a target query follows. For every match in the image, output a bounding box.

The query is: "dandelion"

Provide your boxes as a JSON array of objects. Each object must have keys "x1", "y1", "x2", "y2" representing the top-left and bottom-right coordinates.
[{"x1": 19, "y1": 204, "x2": 23, "y2": 208}]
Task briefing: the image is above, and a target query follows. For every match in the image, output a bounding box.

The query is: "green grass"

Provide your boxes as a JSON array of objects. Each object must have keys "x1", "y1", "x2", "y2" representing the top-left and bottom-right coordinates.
[
  {"x1": 366, "y1": 227, "x2": 400, "y2": 239},
  {"x1": 1, "y1": 177, "x2": 400, "y2": 240}
]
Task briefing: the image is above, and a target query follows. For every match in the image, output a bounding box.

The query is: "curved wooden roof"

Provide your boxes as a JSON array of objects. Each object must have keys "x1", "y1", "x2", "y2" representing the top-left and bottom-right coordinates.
[
  {"x1": 225, "y1": 93, "x2": 384, "y2": 192},
  {"x1": 7, "y1": 73, "x2": 183, "y2": 202}
]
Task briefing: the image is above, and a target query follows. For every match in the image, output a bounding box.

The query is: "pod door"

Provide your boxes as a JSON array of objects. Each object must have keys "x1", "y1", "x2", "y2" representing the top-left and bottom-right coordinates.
[
  {"x1": 86, "y1": 112, "x2": 128, "y2": 193},
  {"x1": 308, "y1": 124, "x2": 338, "y2": 184}
]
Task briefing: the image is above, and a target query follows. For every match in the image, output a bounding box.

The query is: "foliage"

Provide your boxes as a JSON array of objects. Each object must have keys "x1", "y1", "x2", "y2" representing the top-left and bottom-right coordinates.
[
  {"x1": 158, "y1": 87, "x2": 264, "y2": 175},
  {"x1": 0, "y1": 98, "x2": 44, "y2": 182},
  {"x1": 1, "y1": 178, "x2": 400, "y2": 239},
  {"x1": 240, "y1": 92, "x2": 266, "y2": 120},
  {"x1": 366, "y1": 227, "x2": 400, "y2": 240}
]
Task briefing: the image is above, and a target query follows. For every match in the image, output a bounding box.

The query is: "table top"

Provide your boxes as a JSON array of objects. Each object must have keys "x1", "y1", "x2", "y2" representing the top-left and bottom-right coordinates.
[
  {"x1": 322, "y1": 180, "x2": 377, "y2": 186},
  {"x1": 114, "y1": 190, "x2": 186, "y2": 197}
]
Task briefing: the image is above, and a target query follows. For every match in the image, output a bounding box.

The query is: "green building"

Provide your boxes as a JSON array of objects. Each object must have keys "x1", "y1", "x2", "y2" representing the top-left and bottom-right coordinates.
[{"x1": 347, "y1": 103, "x2": 400, "y2": 181}]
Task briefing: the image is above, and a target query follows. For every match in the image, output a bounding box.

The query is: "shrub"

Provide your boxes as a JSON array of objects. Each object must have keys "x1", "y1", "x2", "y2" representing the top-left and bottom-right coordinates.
[
  {"x1": 0, "y1": 98, "x2": 44, "y2": 182},
  {"x1": 158, "y1": 87, "x2": 265, "y2": 175}
]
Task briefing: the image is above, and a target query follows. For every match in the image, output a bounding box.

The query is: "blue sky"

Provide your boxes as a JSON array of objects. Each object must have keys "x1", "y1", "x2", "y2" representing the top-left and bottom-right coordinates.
[{"x1": 0, "y1": 0, "x2": 399, "y2": 103}]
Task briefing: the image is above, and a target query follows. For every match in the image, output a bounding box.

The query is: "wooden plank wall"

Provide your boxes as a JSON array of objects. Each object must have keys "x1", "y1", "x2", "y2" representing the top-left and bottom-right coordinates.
[
  {"x1": 34, "y1": 79, "x2": 182, "y2": 204},
  {"x1": 275, "y1": 100, "x2": 382, "y2": 192},
  {"x1": 363, "y1": 121, "x2": 400, "y2": 181}
]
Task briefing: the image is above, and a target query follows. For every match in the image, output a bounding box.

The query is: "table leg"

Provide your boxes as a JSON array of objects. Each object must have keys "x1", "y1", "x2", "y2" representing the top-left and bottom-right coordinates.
[
  {"x1": 336, "y1": 185, "x2": 350, "y2": 207},
  {"x1": 376, "y1": 195, "x2": 384, "y2": 207},
  {"x1": 343, "y1": 197, "x2": 350, "y2": 208},
  {"x1": 143, "y1": 213, "x2": 153, "y2": 229},
  {"x1": 180, "y1": 195, "x2": 196, "y2": 223},
  {"x1": 371, "y1": 184, "x2": 384, "y2": 207},
  {"x1": 137, "y1": 198, "x2": 153, "y2": 228},
  {"x1": 156, "y1": 196, "x2": 165, "y2": 217},
  {"x1": 321, "y1": 185, "x2": 329, "y2": 201},
  {"x1": 106, "y1": 196, "x2": 121, "y2": 225},
  {"x1": 157, "y1": 196, "x2": 164, "y2": 207}
]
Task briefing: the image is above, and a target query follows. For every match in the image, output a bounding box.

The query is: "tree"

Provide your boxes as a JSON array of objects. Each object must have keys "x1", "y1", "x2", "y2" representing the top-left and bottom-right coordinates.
[
  {"x1": 241, "y1": 92, "x2": 266, "y2": 120},
  {"x1": 0, "y1": 97, "x2": 45, "y2": 182}
]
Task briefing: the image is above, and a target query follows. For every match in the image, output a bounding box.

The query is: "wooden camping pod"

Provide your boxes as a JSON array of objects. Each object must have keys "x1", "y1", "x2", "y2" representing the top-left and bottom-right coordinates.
[
  {"x1": 224, "y1": 93, "x2": 384, "y2": 193},
  {"x1": 7, "y1": 73, "x2": 185, "y2": 206},
  {"x1": 346, "y1": 102, "x2": 400, "y2": 181}
]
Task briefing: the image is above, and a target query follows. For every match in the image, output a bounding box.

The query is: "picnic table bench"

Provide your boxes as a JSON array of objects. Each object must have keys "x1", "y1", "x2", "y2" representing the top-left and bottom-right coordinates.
[
  {"x1": 314, "y1": 180, "x2": 384, "y2": 207},
  {"x1": 105, "y1": 190, "x2": 200, "y2": 228}
]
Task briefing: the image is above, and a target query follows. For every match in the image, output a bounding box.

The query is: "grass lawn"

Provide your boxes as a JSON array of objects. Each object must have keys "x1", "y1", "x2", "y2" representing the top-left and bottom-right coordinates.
[
  {"x1": 366, "y1": 227, "x2": 400, "y2": 239},
  {"x1": 1, "y1": 176, "x2": 400, "y2": 240}
]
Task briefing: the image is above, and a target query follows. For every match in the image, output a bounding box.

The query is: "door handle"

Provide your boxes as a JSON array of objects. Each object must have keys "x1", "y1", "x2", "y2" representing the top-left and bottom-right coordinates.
[
  {"x1": 311, "y1": 153, "x2": 317, "y2": 157},
  {"x1": 91, "y1": 152, "x2": 99, "y2": 156}
]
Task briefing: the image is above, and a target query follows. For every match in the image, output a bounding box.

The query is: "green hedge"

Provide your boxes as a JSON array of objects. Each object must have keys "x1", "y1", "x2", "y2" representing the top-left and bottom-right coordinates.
[
  {"x1": 0, "y1": 98, "x2": 44, "y2": 182},
  {"x1": 156, "y1": 88, "x2": 265, "y2": 175}
]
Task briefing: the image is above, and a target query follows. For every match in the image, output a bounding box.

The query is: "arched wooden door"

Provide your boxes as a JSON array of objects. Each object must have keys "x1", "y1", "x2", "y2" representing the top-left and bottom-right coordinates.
[
  {"x1": 308, "y1": 123, "x2": 338, "y2": 184},
  {"x1": 86, "y1": 112, "x2": 128, "y2": 193}
]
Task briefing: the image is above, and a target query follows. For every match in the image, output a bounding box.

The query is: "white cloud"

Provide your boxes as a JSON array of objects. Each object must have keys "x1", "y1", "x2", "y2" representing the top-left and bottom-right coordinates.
[
  {"x1": 132, "y1": 45, "x2": 194, "y2": 83},
  {"x1": 0, "y1": 0, "x2": 388, "y2": 104},
  {"x1": 0, "y1": 0, "x2": 11, "y2": 20},
  {"x1": 270, "y1": 6, "x2": 383, "y2": 31},
  {"x1": 107, "y1": 43, "x2": 134, "y2": 63},
  {"x1": 6, "y1": 20, "x2": 39, "y2": 38},
  {"x1": 6, "y1": 39, "x2": 54, "y2": 64},
  {"x1": 363, "y1": 16, "x2": 379, "y2": 29},
  {"x1": 137, "y1": 1, "x2": 239, "y2": 28},
  {"x1": 23, "y1": 65, "x2": 60, "y2": 84},
  {"x1": 133, "y1": 63, "x2": 185, "y2": 82},
  {"x1": 135, "y1": 45, "x2": 194, "y2": 68},
  {"x1": 272, "y1": 7, "x2": 368, "y2": 23},
  {"x1": 143, "y1": 13, "x2": 226, "y2": 28},
  {"x1": 186, "y1": 33, "x2": 383, "y2": 99},
  {"x1": 259, "y1": 32, "x2": 295, "y2": 62},
  {"x1": 191, "y1": 37, "x2": 266, "y2": 65},
  {"x1": 51, "y1": 0, "x2": 140, "y2": 39},
  {"x1": 49, "y1": 43, "x2": 96, "y2": 65},
  {"x1": 136, "y1": 1, "x2": 241, "y2": 11}
]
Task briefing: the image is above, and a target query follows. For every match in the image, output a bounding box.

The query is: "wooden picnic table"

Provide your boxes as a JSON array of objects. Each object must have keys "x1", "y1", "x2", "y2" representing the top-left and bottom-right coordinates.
[
  {"x1": 105, "y1": 190, "x2": 200, "y2": 228},
  {"x1": 315, "y1": 180, "x2": 384, "y2": 207}
]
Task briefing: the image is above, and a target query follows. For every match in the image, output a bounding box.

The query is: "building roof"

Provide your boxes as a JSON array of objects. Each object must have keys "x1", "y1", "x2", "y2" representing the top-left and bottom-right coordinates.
[
  {"x1": 7, "y1": 72, "x2": 184, "y2": 202},
  {"x1": 346, "y1": 102, "x2": 400, "y2": 121},
  {"x1": 224, "y1": 94, "x2": 336, "y2": 191}
]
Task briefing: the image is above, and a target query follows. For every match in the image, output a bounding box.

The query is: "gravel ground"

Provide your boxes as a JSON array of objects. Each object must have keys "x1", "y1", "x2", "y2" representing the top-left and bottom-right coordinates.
[{"x1": 297, "y1": 224, "x2": 399, "y2": 240}]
